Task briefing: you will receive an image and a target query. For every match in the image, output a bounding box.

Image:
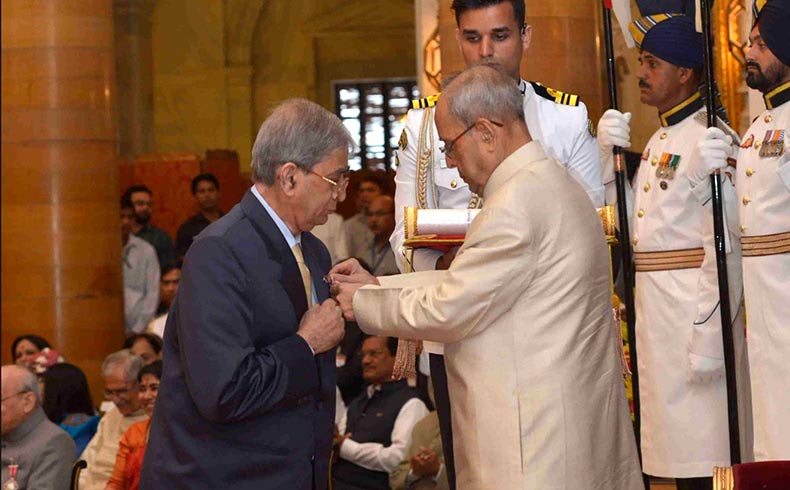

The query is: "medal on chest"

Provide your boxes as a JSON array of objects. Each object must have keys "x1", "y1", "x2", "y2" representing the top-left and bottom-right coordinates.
[
  {"x1": 759, "y1": 129, "x2": 785, "y2": 157},
  {"x1": 656, "y1": 152, "x2": 680, "y2": 181}
]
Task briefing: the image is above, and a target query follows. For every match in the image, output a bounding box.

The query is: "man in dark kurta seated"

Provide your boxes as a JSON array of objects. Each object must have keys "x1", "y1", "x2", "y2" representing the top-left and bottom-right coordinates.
[{"x1": 332, "y1": 336, "x2": 429, "y2": 490}]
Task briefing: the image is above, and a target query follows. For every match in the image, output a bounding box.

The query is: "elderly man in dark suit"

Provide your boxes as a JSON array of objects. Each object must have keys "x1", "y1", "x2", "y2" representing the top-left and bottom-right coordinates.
[{"x1": 141, "y1": 98, "x2": 351, "y2": 490}]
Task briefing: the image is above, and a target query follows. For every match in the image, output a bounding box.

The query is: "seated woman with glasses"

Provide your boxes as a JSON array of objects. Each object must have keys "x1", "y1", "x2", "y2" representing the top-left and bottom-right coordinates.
[{"x1": 106, "y1": 360, "x2": 161, "y2": 490}]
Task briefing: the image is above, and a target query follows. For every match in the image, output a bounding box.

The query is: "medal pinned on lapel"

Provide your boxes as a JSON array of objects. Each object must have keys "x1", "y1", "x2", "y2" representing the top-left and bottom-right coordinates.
[
  {"x1": 641, "y1": 148, "x2": 650, "y2": 161},
  {"x1": 741, "y1": 134, "x2": 754, "y2": 149},
  {"x1": 656, "y1": 152, "x2": 680, "y2": 180},
  {"x1": 759, "y1": 129, "x2": 785, "y2": 157}
]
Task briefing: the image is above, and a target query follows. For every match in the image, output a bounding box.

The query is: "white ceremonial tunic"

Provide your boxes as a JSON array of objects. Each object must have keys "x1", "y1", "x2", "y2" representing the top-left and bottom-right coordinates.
[
  {"x1": 735, "y1": 82, "x2": 790, "y2": 461},
  {"x1": 358, "y1": 142, "x2": 643, "y2": 490},
  {"x1": 390, "y1": 80, "x2": 603, "y2": 356},
  {"x1": 632, "y1": 94, "x2": 752, "y2": 477}
]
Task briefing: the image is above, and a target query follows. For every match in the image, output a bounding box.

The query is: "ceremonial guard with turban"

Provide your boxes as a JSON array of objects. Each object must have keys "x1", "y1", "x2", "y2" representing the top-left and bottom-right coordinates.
[
  {"x1": 597, "y1": 11, "x2": 753, "y2": 490},
  {"x1": 696, "y1": 0, "x2": 790, "y2": 463}
]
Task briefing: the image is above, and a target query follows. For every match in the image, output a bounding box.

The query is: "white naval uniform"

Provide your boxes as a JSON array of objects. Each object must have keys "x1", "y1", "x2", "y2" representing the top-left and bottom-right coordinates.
[
  {"x1": 735, "y1": 81, "x2": 790, "y2": 461},
  {"x1": 390, "y1": 79, "x2": 603, "y2": 356},
  {"x1": 632, "y1": 94, "x2": 752, "y2": 477}
]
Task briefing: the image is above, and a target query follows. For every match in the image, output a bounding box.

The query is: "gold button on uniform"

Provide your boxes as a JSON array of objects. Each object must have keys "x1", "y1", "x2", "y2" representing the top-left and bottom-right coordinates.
[
  {"x1": 450, "y1": 180, "x2": 457, "y2": 188},
  {"x1": 755, "y1": 141, "x2": 761, "y2": 149},
  {"x1": 742, "y1": 196, "x2": 751, "y2": 205},
  {"x1": 740, "y1": 224, "x2": 746, "y2": 233},
  {"x1": 746, "y1": 168, "x2": 755, "y2": 177},
  {"x1": 637, "y1": 209, "x2": 645, "y2": 218},
  {"x1": 765, "y1": 114, "x2": 773, "y2": 123},
  {"x1": 633, "y1": 237, "x2": 639, "y2": 245},
  {"x1": 651, "y1": 157, "x2": 658, "y2": 166},
  {"x1": 644, "y1": 183, "x2": 651, "y2": 192},
  {"x1": 660, "y1": 133, "x2": 667, "y2": 140}
]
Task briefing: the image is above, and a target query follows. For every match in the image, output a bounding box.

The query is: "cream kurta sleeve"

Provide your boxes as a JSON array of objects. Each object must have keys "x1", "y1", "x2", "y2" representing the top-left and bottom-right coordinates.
[{"x1": 355, "y1": 202, "x2": 537, "y2": 344}]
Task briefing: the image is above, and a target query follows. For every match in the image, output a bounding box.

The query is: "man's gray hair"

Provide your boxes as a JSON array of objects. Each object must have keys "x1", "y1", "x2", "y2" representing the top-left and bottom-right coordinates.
[
  {"x1": 251, "y1": 98, "x2": 356, "y2": 185},
  {"x1": 441, "y1": 64, "x2": 524, "y2": 126},
  {"x1": 101, "y1": 349, "x2": 142, "y2": 383},
  {"x1": 6, "y1": 365, "x2": 41, "y2": 403}
]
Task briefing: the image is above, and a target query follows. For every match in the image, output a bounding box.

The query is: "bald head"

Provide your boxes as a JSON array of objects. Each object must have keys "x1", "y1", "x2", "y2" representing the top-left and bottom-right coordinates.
[
  {"x1": 441, "y1": 63, "x2": 525, "y2": 128},
  {"x1": 367, "y1": 195, "x2": 396, "y2": 242},
  {"x1": 2, "y1": 365, "x2": 40, "y2": 435}
]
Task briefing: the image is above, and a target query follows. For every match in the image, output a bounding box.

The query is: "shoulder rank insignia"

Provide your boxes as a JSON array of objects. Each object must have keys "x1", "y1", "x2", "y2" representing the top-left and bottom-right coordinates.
[
  {"x1": 411, "y1": 93, "x2": 441, "y2": 110},
  {"x1": 529, "y1": 81, "x2": 580, "y2": 106},
  {"x1": 398, "y1": 128, "x2": 408, "y2": 151}
]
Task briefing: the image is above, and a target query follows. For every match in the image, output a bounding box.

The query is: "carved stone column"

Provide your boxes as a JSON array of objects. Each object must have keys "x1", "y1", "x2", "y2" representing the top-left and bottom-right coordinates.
[{"x1": 2, "y1": 0, "x2": 123, "y2": 404}]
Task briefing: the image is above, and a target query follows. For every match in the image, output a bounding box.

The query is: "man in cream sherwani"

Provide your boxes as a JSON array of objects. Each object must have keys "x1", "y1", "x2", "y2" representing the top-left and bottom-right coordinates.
[{"x1": 329, "y1": 64, "x2": 643, "y2": 490}]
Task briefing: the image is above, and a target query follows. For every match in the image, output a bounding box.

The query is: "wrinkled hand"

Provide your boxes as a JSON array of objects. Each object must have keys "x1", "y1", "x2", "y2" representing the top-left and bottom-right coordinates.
[
  {"x1": 333, "y1": 426, "x2": 352, "y2": 450},
  {"x1": 410, "y1": 447, "x2": 441, "y2": 477},
  {"x1": 688, "y1": 352, "x2": 724, "y2": 383},
  {"x1": 436, "y1": 246, "x2": 460, "y2": 270},
  {"x1": 597, "y1": 109, "x2": 632, "y2": 153},
  {"x1": 328, "y1": 258, "x2": 376, "y2": 281},
  {"x1": 297, "y1": 299, "x2": 345, "y2": 354},
  {"x1": 329, "y1": 281, "x2": 366, "y2": 322},
  {"x1": 690, "y1": 127, "x2": 734, "y2": 187},
  {"x1": 327, "y1": 259, "x2": 380, "y2": 322}
]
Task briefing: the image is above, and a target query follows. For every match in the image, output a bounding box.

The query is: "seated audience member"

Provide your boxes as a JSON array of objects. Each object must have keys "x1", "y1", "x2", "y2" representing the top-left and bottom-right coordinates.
[
  {"x1": 175, "y1": 173, "x2": 223, "y2": 260},
  {"x1": 364, "y1": 195, "x2": 400, "y2": 276},
  {"x1": 147, "y1": 263, "x2": 181, "y2": 338},
  {"x1": 332, "y1": 336, "x2": 429, "y2": 490},
  {"x1": 11, "y1": 334, "x2": 52, "y2": 368},
  {"x1": 1, "y1": 365, "x2": 77, "y2": 490},
  {"x1": 390, "y1": 381, "x2": 448, "y2": 490},
  {"x1": 123, "y1": 334, "x2": 163, "y2": 367},
  {"x1": 122, "y1": 197, "x2": 160, "y2": 335},
  {"x1": 106, "y1": 361, "x2": 162, "y2": 490},
  {"x1": 79, "y1": 350, "x2": 148, "y2": 490},
  {"x1": 122, "y1": 185, "x2": 176, "y2": 269},
  {"x1": 345, "y1": 172, "x2": 385, "y2": 260},
  {"x1": 41, "y1": 363, "x2": 100, "y2": 455}
]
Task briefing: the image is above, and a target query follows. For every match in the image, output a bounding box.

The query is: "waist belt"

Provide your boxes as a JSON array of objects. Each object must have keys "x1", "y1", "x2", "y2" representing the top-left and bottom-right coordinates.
[
  {"x1": 634, "y1": 248, "x2": 705, "y2": 272},
  {"x1": 741, "y1": 231, "x2": 790, "y2": 257}
]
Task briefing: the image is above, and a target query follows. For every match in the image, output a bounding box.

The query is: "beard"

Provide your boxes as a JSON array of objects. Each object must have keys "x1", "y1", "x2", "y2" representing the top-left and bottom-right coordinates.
[{"x1": 745, "y1": 60, "x2": 788, "y2": 93}]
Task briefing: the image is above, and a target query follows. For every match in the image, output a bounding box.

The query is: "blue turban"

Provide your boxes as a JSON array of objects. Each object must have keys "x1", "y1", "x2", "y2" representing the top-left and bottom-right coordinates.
[
  {"x1": 629, "y1": 14, "x2": 704, "y2": 69},
  {"x1": 756, "y1": 0, "x2": 790, "y2": 67}
]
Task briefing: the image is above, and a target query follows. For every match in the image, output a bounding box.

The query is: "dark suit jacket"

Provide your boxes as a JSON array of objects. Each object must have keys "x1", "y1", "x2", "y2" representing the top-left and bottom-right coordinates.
[{"x1": 140, "y1": 190, "x2": 336, "y2": 489}]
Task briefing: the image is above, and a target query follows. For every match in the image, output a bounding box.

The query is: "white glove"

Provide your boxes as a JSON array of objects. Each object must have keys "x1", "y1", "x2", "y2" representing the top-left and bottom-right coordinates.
[
  {"x1": 689, "y1": 126, "x2": 733, "y2": 187},
  {"x1": 688, "y1": 352, "x2": 724, "y2": 383},
  {"x1": 688, "y1": 323, "x2": 725, "y2": 383},
  {"x1": 597, "y1": 109, "x2": 632, "y2": 152}
]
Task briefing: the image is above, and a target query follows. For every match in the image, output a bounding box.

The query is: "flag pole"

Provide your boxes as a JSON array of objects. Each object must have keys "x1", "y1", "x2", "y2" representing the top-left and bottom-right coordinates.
[
  {"x1": 601, "y1": 3, "x2": 648, "y2": 486},
  {"x1": 699, "y1": 0, "x2": 741, "y2": 465}
]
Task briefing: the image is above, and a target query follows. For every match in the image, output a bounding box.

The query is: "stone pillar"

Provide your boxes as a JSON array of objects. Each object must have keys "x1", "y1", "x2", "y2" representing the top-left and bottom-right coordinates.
[
  {"x1": 2, "y1": 0, "x2": 124, "y2": 405},
  {"x1": 114, "y1": 0, "x2": 156, "y2": 158},
  {"x1": 439, "y1": 0, "x2": 605, "y2": 119}
]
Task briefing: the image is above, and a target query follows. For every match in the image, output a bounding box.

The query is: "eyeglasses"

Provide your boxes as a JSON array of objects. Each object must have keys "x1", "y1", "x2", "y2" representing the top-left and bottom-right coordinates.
[
  {"x1": 305, "y1": 168, "x2": 350, "y2": 198},
  {"x1": 440, "y1": 120, "x2": 504, "y2": 159},
  {"x1": 1, "y1": 390, "x2": 30, "y2": 403}
]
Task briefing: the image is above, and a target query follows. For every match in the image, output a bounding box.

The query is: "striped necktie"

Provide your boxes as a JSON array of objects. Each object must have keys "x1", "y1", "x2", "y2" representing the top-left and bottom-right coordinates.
[{"x1": 291, "y1": 243, "x2": 313, "y2": 307}]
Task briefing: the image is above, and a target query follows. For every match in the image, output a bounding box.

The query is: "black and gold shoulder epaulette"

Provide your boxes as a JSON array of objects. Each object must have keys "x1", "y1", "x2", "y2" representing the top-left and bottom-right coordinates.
[
  {"x1": 411, "y1": 93, "x2": 441, "y2": 110},
  {"x1": 529, "y1": 81, "x2": 580, "y2": 107}
]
